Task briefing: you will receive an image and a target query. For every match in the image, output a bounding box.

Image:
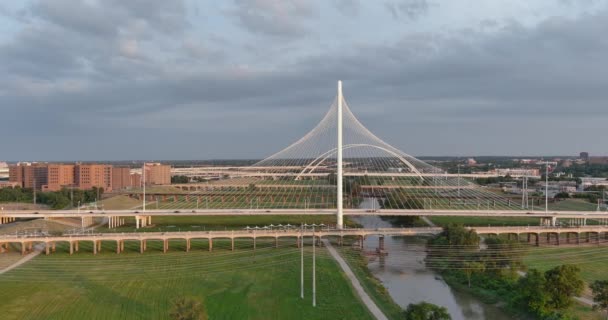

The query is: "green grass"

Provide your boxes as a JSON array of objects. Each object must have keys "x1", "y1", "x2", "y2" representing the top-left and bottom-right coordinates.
[
  {"x1": 549, "y1": 199, "x2": 598, "y2": 211},
  {"x1": 0, "y1": 240, "x2": 375, "y2": 320},
  {"x1": 524, "y1": 246, "x2": 608, "y2": 283},
  {"x1": 100, "y1": 215, "x2": 358, "y2": 233},
  {"x1": 524, "y1": 246, "x2": 608, "y2": 319},
  {"x1": 428, "y1": 216, "x2": 539, "y2": 227}
]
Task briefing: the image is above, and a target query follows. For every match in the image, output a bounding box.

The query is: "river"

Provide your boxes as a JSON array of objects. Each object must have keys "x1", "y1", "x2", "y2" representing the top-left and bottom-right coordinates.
[{"x1": 355, "y1": 198, "x2": 511, "y2": 320}]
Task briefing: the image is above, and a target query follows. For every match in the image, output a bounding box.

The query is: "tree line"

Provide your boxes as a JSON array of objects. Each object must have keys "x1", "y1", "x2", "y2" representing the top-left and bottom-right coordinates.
[
  {"x1": 0, "y1": 187, "x2": 104, "y2": 209},
  {"x1": 425, "y1": 224, "x2": 608, "y2": 319}
]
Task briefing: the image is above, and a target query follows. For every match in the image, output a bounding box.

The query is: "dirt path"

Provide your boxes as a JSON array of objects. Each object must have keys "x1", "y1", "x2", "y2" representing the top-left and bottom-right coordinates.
[
  {"x1": 322, "y1": 239, "x2": 389, "y2": 320},
  {"x1": 0, "y1": 244, "x2": 43, "y2": 275}
]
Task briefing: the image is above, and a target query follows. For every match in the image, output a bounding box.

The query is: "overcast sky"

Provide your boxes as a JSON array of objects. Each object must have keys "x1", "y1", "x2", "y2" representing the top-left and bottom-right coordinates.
[{"x1": 1, "y1": 0, "x2": 607, "y2": 161}]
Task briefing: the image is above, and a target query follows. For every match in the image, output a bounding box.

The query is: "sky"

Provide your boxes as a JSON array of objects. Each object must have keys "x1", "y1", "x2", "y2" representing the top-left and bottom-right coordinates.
[{"x1": 1, "y1": 0, "x2": 607, "y2": 161}]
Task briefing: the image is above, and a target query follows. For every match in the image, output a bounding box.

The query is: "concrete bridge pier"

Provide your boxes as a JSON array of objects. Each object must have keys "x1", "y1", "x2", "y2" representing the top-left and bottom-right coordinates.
[
  {"x1": 186, "y1": 239, "x2": 191, "y2": 252},
  {"x1": 75, "y1": 241, "x2": 79, "y2": 252},
  {"x1": 209, "y1": 239, "x2": 213, "y2": 251},
  {"x1": 275, "y1": 237, "x2": 279, "y2": 248},
  {"x1": 231, "y1": 238, "x2": 235, "y2": 251},
  {"x1": 45, "y1": 242, "x2": 50, "y2": 255},
  {"x1": 163, "y1": 239, "x2": 168, "y2": 253},
  {"x1": 140, "y1": 240, "x2": 146, "y2": 253}
]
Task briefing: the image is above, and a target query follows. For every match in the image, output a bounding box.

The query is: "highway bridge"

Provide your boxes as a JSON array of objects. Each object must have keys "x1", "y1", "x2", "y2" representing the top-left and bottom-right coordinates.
[{"x1": 2, "y1": 225, "x2": 608, "y2": 256}]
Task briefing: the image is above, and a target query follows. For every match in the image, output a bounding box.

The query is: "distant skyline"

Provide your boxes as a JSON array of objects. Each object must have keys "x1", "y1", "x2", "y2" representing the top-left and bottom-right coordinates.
[{"x1": 1, "y1": 1, "x2": 608, "y2": 161}]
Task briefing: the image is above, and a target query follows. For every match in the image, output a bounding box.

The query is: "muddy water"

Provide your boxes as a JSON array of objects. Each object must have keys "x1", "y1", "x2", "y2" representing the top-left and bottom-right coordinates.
[{"x1": 355, "y1": 198, "x2": 511, "y2": 320}]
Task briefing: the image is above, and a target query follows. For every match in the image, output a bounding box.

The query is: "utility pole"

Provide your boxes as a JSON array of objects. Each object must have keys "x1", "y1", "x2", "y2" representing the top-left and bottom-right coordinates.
[
  {"x1": 33, "y1": 177, "x2": 37, "y2": 205},
  {"x1": 457, "y1": 164, "x2": 461, "y2": 198},
  {"x1": 544, "y1": 163, "x2": 549, "y2": 212},
  {"x1": 337, "y1": 80, "x2": 344, "y2": 229},
  {"x1": 300, "y1": 224, "x2": 304, "y2": 299},
  {"x1": 143, "y1": 163, "x2": 146, "y2": 212},
  {"x1": 312, "y1": 226, "x2": 316, "y2": 307}
]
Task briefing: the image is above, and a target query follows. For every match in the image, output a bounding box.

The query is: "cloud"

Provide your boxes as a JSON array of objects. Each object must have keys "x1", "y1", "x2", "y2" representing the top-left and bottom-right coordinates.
[
  {"x1": 1, "y1": 1, "x2": 608, "y2": 160},
  {"x1": 228, "y1": 0, "x2": 316, "y2": 38},
  {"x1": 332, "y1": 0, "x2": 360, "y2": 17},
  {"x1": 385, "y1": 0, "x2": 431, "y2": 20}
]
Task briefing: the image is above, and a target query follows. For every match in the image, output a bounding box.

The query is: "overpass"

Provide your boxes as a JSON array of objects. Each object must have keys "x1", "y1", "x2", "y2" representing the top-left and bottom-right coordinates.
[
  {"x1": 2, "y1": 208, "x2": 607, "y2": 220},
  {"x1": 2, "y1": 225, "x2": 608, "y2": 256}
]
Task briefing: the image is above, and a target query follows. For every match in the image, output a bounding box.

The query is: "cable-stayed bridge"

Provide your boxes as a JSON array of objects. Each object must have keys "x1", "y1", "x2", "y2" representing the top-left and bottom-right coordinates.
[{"x1": 1, "y1": 81, "x2": 603, "y2": 228}]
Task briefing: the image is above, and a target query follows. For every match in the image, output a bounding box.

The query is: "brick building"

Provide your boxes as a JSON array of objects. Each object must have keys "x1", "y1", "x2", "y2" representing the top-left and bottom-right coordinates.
[{"x1": 143, "y1": 163, "x2": 171, "y2": 185}]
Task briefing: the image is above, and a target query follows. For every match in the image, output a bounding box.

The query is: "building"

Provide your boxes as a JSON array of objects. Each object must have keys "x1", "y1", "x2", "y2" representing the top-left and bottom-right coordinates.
[
  {"x1": 490, "y1": 168, "x2": 540, "y2": 177},
  {"x1": 143, "y1": 163, "x2": 171, "y2": 185},
  {"x1": 130, "y1": 173, "x2": 142, "y2": 188},
  {"x1": 580, "y1": 152, "x2": 589, "y2": 161},
  {"x1": 74, "y1": 164, "x2": 113, "y2": 192},
  {"x1": 589, "y1": 157, "x2": 608, "y2": 165},
  {"x1": 0, "y1": 181, "x2": 20, "y2": 189},
  {"x1": 9, "y1": 163, "x2": 48, "y2": 190},
  {"x1": 580, "y1": 177, "x2": 608, "y2": 190},
  {"x1": 112, "y1": 167, "x2": 135, "y2": 190},
  {"x1": 44, "y1": 164, "x2": 75, "y2": 191}
]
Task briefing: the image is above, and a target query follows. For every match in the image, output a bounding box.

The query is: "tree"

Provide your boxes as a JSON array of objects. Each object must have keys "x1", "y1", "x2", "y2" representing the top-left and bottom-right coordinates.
[
  {"x1": 171, "y1": 175, "x2": 189, "y2": 184},
  {"x1": 544, "y1": 265, "x2": 584, "y2": 310},
  {"x1": 515, "y1": 269, "x2": 550, "y2": 318},
  {"x1": 591, "y1": 280, "x2": 608, "y2": 320},
  {"x1": 462, "y1": 261, "x2": 485, "y2": 288},
  {"x1": 170, "y1": 297, "x2": 207, "y2": 320},
  {"x1": 403, "y1": 302, "x2": 451, "y2": 320}
]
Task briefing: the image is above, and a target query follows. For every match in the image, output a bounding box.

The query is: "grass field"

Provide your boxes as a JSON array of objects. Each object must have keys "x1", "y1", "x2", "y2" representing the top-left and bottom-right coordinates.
[
  {"x1": 0, "y1": 240, "x2": 377, "y2": 320},
  {"x1": 428, "y1": 216, "x2": 539, "y2": 227},
  {"x1": 100, "y1": 215, "x2": 359, "y2": 232},
  {"x1": 549, "y1": 199, "x2": 599, "y2": 211},
  {"x1": 524, "y1": 245, "x2": 608, "y2": 320}
]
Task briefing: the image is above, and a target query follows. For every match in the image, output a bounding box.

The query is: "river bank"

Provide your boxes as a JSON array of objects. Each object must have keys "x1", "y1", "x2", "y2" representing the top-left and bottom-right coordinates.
[{"x1": 353, "y1": 198, "x2": 512, "y2": 320}]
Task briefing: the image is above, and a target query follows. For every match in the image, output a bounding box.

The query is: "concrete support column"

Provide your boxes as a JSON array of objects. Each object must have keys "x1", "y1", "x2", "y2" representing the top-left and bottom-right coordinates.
[
  {"x1": 69, "y1": 242, "x2": 74, "y2": 255},
  {"x1": 45, "y1": 242, "x2": 50, "y2": 255},
  {"x1": 21, "y1": 242, "x2": 26, "y2": 256},
  {"x1": 556, "y1": 233, "x2": 560, "y2": 246},
  {"x1": 93, "y1": 241, "x2": 97, "y2": 255},
  {"x1": 586, "y1": 232, "x2": 591, "y2": 243},
  {"x1": 28, "y1": 242, "x2": 33, "y2": 251},
  {"x1": 209, "y1": 239, "x2": 213, "y2": 252},
  {"x1": 338, "y1": 236, "x2": 343, "y2": 247},
  {"x1": 296, "y1": 236, "x2": 301, "y2": 248},
  {"x1": 186, "y1": 239, "x2": 191, "y2": 252},
  {"x1": 275, "y1": 237, "x2": 279, "y2": 249},
  {"x1": 379, "y1": 236, "x2": 385, "y2": 251},
  {"x1": 52, "y1": 242, "x2": 56, "y2": 252},
  {"x1": 120, "y1": 241, "x2": 124, "y2": 252},
  {"x1": 535, "y1": 234, "x2": 539, "y2": 246},
  {"x1": 75, "y1": 241, "x2": 79, "y2": 252},
  {"x1": 576, "y1": 233, "x2": 580, "y2": 245},
  {"x1": 253, "y1": 238, "x2": 256, "y2": 251},
  {"x1": 163, "y1": 239, "x2": 168, "y2": 253},
  {"x1": 135, "y1": 216, "x2": 140, "y2": 229},
  {"x1": 231, "y1": 238, "x2": 235, "y2": 251},
  {"x1": 148, "y1": 216, "x2": 152, "y2": 225},
  {"x1": 116, "y1": 241, "x2": 121, "y2": 254}
]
